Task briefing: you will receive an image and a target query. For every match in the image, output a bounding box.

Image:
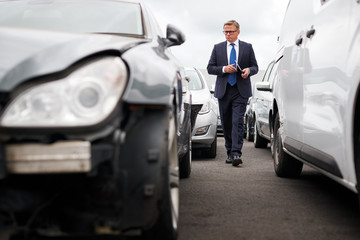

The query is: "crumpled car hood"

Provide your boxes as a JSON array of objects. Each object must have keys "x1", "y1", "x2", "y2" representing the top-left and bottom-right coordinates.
[{"x1": 0, "y1": 27, "x2": 146, "y2": 91}]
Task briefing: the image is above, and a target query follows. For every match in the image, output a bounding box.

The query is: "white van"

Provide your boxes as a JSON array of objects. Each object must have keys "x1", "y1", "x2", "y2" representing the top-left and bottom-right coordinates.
[{"x1": 259, "y1": 0, "x2": 360, "y2": 201}]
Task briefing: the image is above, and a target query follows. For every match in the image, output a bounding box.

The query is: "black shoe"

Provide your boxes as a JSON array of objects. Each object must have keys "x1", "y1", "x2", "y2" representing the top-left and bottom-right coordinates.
[
  {"x1": 225, "y1": 156, "x2": 233, "y2": 164},
  {"x1": 232, "y1": 156, "x2": 243, "y2": 166}
]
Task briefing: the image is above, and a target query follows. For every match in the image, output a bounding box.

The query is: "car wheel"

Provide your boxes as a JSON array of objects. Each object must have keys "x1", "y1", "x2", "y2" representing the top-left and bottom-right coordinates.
[
  {"x1": 254, "y1": 119, "x2": 268, "y2": 148},
  {"x1": 203, "y1": 134, "x2": 217, "y2": 158},
  {"x1": 273, "y1": 112, "x2": 303, "y2": 178},
  {"x1": 246, "y1": 119, "x2": 254, "y2": 142},
  {"x1": 179, "y1": 128, "x2": 192, "y2": 179},
  {"x1": 145, "y1": 111, "x2": 179, "y2": 240}
]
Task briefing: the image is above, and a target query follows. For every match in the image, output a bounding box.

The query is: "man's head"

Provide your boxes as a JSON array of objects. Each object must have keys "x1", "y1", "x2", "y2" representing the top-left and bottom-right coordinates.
[{"x1": 223, "y1": 20, "x2": 240, "y2": 43}]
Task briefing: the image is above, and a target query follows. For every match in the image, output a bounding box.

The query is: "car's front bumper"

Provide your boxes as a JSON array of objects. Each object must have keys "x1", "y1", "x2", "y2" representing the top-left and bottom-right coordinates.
[
  {"x1": 0, "y1": 111, "x2": 119, "y2": 179},
  {"x1": 191, "y1": 110, "x2": 217, "y2": 146},
  {"x1": 5, "y1": 141, "x2": 92, "y2": 174},
  {"x1": 0, "y1": 107, "x2": 171, "y2": 237}
]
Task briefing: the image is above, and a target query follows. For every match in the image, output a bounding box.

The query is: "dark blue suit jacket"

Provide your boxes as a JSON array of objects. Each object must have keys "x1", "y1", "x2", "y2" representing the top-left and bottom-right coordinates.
[{"x1": 207, "y1": 40, "x2": 258, "y2": 100}]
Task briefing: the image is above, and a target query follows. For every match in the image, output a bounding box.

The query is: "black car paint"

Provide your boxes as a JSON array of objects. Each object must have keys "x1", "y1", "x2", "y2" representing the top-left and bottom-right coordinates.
[
  {"x1": 0, "y1": 1, "x2": 193, "y2": 238},
  {"x1": 0, "y1": 29, "x2": 144, "y2": 91}
]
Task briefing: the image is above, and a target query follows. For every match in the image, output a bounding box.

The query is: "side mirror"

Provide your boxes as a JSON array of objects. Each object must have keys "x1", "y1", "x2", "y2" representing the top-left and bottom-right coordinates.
[
  {"x1": 163, "y1": 24, "x2": 185, "y2": 47},
  {"x1": 256, "y1": 82, "x2": 272, "y2": 92}
]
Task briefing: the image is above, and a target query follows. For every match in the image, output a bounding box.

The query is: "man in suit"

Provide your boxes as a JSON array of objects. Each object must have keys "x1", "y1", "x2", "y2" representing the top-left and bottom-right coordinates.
[{"x1": 207, "y1": 20, "x2": 258, "y2": 166}]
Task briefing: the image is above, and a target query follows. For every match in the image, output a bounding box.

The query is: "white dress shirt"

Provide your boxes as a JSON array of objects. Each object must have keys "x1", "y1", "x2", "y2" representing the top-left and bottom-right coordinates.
[
  {"x1": 227, "y1": 40, "x2": 239, "y2": 64},
  {"x1": 222, "y1": 40, "x2": 239, "y2": 73}
]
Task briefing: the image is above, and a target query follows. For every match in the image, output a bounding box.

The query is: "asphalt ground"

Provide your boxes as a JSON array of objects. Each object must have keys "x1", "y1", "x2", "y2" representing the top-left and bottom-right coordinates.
[{"x1": 179, "y1": 137, "x2": 360, "y2": 240}]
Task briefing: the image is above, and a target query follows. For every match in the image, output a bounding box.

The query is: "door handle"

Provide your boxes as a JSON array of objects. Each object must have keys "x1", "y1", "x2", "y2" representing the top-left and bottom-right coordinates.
[{"x1": 306, "y1": 29, "x2": 316, "y2": 38}]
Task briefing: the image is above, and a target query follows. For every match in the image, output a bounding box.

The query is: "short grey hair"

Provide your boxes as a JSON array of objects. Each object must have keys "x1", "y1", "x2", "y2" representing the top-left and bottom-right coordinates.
[{"x1": 223, "y1": 20, "x2": 240, "y2": 30}]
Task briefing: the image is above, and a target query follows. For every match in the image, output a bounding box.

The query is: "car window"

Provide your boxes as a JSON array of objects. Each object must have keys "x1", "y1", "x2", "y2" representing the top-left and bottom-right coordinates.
[
  {"x1": 268, "y1": 62, "x2": 278, "y2": 85},
  {"x1": 262, "y1": 61, "x2": 275, "y2": 83},
  {"x1": 0, "y1": 0, "x2": 144, "y2": 36},
  {"x1": 186, "y1": 70, "x2": 204, "y2": 90}
]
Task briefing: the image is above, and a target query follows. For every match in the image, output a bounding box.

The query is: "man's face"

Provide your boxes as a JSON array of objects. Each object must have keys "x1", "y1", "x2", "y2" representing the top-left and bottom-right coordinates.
[{"x1": 223, "y1": 24, "x2": 240, "y2": 43}]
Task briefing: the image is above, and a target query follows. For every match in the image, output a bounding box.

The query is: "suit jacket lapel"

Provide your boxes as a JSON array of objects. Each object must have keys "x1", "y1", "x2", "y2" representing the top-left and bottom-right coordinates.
[
  {"x1": 237, "y1": 40, "x2": 243, "y2": 65},
  {"x1": 222, "y1": 41, "x2": 228, "y2": 65}
]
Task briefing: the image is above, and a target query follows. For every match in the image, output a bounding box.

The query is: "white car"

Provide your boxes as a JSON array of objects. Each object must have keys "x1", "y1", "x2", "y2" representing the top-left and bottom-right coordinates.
[
  {"x1": 257, "y1": 0, "x2": 360, "y2": 197},
  {"x1": 185, "y1": 67, "x2": 218, "y2": 158}
]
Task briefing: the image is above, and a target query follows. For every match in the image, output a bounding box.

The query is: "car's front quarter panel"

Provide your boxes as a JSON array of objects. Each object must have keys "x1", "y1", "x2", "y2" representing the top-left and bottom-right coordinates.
[
  {"x1": 191, "y1": 109, "x2": 217, "y2": 145},
  {"x1": 191, "y1": 89, "x2": 217, "y2": 145},
  {"x1": 0, "y1": 28, "x2": 144, "y2": 92},
  {"x1": 122, "y1": 41, "x2": 178, "y2": 106}
]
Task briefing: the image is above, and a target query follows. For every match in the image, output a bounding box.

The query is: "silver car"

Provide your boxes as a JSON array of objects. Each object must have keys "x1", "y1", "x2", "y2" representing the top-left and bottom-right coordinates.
[
  {"x1": 186, "y1": 67, "x2": 218, "y2": 158},
  {"x1": 253, "y1": 61, "x2": 277, "y2": 149},
  {"x1": 198, "y1": 69, "x2": 222, "y2": 135}
]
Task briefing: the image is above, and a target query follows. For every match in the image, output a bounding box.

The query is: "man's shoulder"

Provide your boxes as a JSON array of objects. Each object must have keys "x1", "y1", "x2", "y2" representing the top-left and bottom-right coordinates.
[
  {"x1": 239, "y1": 40, "x2": 252, "y2": 48},
  {"x1": 214, "y1": 41, "x2": 227, "y2": 47}
]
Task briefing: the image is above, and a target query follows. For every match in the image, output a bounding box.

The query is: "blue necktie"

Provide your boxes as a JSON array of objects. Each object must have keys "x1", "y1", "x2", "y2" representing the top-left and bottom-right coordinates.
[{"x1": 228, "y1": 43, "x2": 237, "y2": 86}]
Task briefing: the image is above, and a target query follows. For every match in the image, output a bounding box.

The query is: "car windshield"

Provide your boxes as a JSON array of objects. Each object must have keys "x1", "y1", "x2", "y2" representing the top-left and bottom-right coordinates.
[
  {"x1": 0, "y1": 0, "x2": 144, "y2": 36},
  {"x1": 186, "y1": 70, "x2": 204, "y2": 90}
]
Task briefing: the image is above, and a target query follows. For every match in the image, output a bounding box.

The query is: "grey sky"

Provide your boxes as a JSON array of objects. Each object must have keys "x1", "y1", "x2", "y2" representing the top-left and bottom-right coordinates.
[{"x1": 144, "y1": 0, "x2": 289, "y2": 70}]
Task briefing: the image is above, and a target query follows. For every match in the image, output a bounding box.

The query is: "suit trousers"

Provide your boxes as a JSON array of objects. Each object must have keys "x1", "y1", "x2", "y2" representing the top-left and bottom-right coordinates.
[{"x1": 218, "y1": 83, "x2": 247, "y2": 158}]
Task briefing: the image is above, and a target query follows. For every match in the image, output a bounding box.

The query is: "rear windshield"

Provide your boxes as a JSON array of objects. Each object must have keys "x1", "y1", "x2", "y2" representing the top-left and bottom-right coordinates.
[{"x1": 0, "y1": 0, "x2": 144, "y2": 36}]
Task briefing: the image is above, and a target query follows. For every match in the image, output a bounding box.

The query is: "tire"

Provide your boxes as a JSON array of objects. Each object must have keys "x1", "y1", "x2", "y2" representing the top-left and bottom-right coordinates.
[
  {"x1": 203, "y1": 135, "x2": 217, "y2": 158},
  {"x1": 246, "y1": 118, "x2": 254, "y2": 142},
  {"x1": 254, "y1": 119, "x2": 268, "y2": 148},
  {"x1": 273, "y1": 113, "x2": 303, "y2": 178},
  {"x1": 145, "y1": 112, "x2": 179, "y2": 240},
  {"x1": 180, "y1": 129, "x2": 192, "y2": 179}
]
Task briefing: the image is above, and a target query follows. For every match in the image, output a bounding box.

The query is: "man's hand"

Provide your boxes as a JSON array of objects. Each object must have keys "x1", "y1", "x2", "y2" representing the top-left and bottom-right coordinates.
[
  {"x1": 241, "y1": 68, "x2": 250, "y2": 78},
  {"x1": 225, "y1": 64, "x2": 237, "y2": 74}
]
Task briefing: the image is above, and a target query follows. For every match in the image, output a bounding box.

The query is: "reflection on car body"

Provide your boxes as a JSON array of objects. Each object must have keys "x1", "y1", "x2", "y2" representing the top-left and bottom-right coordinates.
[
  {"x1": 0, "y1": 0, "x2": 196, "y2": 239},
  {"x1": 185, "y1": 67, "x2": 218, "y2": 158},
  {"x1": 264, "y1": 0, "x2": 360, "y2": 204}
]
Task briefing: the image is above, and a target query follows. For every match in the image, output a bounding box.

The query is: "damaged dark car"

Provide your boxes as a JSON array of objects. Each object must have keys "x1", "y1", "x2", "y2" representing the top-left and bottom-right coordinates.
[{"x1": 0, "y1": 0, "x2": 198, "y2": 239}]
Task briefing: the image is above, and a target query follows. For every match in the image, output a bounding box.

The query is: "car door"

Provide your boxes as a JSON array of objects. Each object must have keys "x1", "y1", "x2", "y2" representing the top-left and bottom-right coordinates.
[
  {"x1": 301, "y1": 0, "x2": 352, "y2": 175},
  {"x1": 262, "y1": 61, "x2": 278, "y2": 138},
  {"x1": 256, "y1": 61, "x2": 275, "y2": 138},
  {"x1": 277, "y1": 0, "x2": 314, "y2": 144}
]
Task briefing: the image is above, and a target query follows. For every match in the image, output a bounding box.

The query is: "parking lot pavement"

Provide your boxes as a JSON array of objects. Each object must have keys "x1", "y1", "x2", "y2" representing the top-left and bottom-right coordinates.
[{"x1": 179, "y1": 138, "x2": 360, "y2": 240}]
